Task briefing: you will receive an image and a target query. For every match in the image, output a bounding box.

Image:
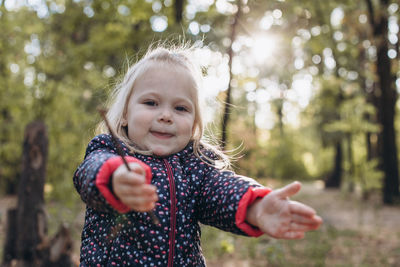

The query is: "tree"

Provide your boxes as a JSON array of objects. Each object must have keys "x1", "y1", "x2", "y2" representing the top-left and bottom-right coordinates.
[
  {"x1": 365, "y1": 0, "x2": 399, "y2": 204},
  {"x1": 0, "y1": 0, "x2": 195, "y2": 200},
  {"x1": 221, "y1": 0, "x2": 242, "y2": 149},
  {"x1": 313, "y1": 1, "x2": 346, "y2": 188},
  {"x1": 0, "y1": 3, "x2": 40, "y2": 194}
]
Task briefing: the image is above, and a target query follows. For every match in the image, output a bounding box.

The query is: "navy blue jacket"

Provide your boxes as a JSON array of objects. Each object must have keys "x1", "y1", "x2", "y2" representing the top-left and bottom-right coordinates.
[{"x1": 73, "y1": 134, "x2": 270, "y2": 266}]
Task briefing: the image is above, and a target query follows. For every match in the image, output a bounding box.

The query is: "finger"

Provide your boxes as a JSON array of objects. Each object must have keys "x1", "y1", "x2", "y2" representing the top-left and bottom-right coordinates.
[
  {"x1": 276, "y1": 181, "x2": 302, "y2": 199},
  {"x1": 142, "y1": 184, "x2": 158, "y2": 197},
  {"x1": 291, "y1": 216, "x2": 323, "y2": 231},
  {"x1": 122, "y1": 172, "x2": 146, "y2": 186},
  {"x1": 289, "y1": 221, "x2": 319, "y2": 232},
  {"x1": 134, "y1": 201, "x2": 157, "y2": 212},
  {"x1": 281, "y1": 231, "x2": 305, "y2": 240},
  {"x1": 291, "y1": 214, "x2": 319, "y2": 224},
  {"x1": 308, "y1": 215, "x2": 323, "y2": 229},
  {"x1": 124, "y1": 194, "x2": 158, "y2": 208},
  {"x1": 289, "y1": 201, "x2": 316, "y2": 217},
  {"x1": 119, "y1": 184, "x2": 157, "y2": 198},
  {"x1": 115, "y1": 170, "x2": 145, "y2": 185},
  {"x1": 128, "y1": 162, "x2": 146, "y2": 176}
]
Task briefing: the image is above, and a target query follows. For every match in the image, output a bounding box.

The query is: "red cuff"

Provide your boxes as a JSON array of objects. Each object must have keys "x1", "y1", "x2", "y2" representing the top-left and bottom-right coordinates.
[
  {"x1": 95, "y1": 156, "x2": 152, "y2": 213},
  {"x1": 235, "y1": 187, "x2": 271, "y2": 237}
]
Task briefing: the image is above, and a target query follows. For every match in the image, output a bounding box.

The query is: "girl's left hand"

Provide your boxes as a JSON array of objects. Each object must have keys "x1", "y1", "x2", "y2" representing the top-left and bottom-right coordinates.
[{"x1": 246, "y1": 181, "x2": 323, "y2": 239}]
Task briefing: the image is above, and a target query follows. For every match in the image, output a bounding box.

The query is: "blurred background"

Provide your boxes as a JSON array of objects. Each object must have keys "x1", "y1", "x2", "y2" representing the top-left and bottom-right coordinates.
[{"x1": 0, "y1": 0, "x2": 399, "y2": 266}]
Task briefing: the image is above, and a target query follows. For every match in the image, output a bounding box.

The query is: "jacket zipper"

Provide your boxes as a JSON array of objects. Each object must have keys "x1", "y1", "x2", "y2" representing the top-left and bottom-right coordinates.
[{"x1": 164, "y1": 159, "x2": 176, "y2": 267}]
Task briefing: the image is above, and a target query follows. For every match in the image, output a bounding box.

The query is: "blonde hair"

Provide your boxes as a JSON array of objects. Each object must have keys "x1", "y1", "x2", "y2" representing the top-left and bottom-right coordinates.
[{"x1": 97, "y1": 44, "x2": 229, "y2": 168}]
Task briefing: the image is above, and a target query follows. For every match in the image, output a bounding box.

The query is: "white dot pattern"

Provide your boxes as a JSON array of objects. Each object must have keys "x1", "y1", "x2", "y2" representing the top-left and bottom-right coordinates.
[{"x1": 73, "y1": 134, "x2": 262, "y2": 266}]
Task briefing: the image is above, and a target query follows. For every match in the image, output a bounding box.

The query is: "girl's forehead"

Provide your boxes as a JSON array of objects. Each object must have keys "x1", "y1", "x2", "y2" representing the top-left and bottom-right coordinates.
[{"x1": 134, "y1": 63, "x2": 198, "y2": 95}]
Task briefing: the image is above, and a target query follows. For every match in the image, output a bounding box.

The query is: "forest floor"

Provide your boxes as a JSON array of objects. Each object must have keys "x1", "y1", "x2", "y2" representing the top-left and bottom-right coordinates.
[
  {"x1": 1, "y1": 181, "x2": 399, "y2": 266},
  {"x1": 204, "y1": 181, "x2": 400, "y2": 266}
]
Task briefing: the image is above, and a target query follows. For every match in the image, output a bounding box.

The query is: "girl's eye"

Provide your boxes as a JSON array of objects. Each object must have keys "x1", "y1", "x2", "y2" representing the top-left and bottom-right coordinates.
[
  {"x1": 143, "y1": 100, "x2": 157, "y2": 106},
  {"x1": 175, "y1": 106, "x2": 188, "y2": 112}
]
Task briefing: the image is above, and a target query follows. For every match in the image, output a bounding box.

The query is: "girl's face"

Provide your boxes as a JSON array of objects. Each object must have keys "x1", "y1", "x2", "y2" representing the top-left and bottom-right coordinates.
[{"x1": 124, "y1": 63, "x2": 196, "y2": 156}]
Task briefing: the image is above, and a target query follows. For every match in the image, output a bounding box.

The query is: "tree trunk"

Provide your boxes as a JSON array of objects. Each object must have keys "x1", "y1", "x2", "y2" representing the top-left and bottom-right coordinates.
[
  {"x1": 315, "y1": 1, "x2": 344, "y2": 189},
  {"x1": 2, "y1": 121, "x2": 74, "y2": 267},
  {"x1": 346, "y1": 133, "x2": 355, "y2": 192},
  {"x1": 325, "y1": 142, "x2": 343, "y2": 188},
  {"x1": 16, "y1": 121, "x2": 49, "y2": 266},
  {"x1": 174, "y1": 0, "x2": 184, "y2": 23},
  {"x1": 365, "y1": 84, "x2": 380, "y2": 161},
  {"x1": 359, "y1": 34, "x2": 379, "y2": 162},
  {"x1": 377, "y1": 40, "x2": 399, "y2": 204},
  {"x1": 3, "y1": 209, "x2": 17, "y2": 264},
  {"x1": 221, "y1": 0, "x2": 241, "y2": 149},
  {"x1": 366, "y1": 0, "x2": 400, "y2": 204}
]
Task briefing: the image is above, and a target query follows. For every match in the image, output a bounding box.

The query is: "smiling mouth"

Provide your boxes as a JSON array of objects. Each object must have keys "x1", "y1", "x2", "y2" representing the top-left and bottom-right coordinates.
[{"x1": 150, "y1": 131, "x2": 174, "y2": 139}]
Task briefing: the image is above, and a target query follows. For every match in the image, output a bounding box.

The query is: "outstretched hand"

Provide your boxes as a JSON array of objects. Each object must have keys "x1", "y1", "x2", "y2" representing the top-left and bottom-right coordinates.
[
  {"x1": 112, "y1": 163, "x2": 158, "y2": 212},
  {"x1": 246, "y1": 182, "x2": 322, "y2": 239}
]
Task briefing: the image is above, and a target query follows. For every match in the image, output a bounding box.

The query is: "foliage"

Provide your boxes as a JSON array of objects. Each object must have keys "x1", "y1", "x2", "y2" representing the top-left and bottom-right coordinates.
[
  {"x1": 0, "y1": 0, "x2": 398, "y2": 218},
  {"x1": 0, "y1": 0, "x2": 400, "y2": 266},
  {"x1": 0, "y1": 0, "x2": 204, "y2": 200},
  {"x1": 324, "y1": 100, "x2": 378, "y2": 135},
  {"x1": 354, "y1": 158, "x2": 383, "y2": 195},
  {"x1": 252, "y1": 128, "x2": 311, "y2": 181}
]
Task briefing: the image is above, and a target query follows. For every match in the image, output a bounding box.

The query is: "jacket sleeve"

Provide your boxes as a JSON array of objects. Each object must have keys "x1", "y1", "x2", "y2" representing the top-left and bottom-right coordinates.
[
  {"x1": 73, "y1": 134, "x2": 151, "y2": 213},
  {"x1": 195, "y1": 159, "x2": 271, "y2": 237}
]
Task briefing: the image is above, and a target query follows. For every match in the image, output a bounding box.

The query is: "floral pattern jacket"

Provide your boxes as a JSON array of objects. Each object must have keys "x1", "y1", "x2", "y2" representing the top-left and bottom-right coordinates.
[{"x1": 73, "y1": 134, "x2": 270, "y2": 266}]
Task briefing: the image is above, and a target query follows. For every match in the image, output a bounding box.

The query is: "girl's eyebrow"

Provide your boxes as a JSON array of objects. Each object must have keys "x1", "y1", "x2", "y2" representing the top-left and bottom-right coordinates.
[
  {"x1": 138, "y1": 92, "x2": 159, "y2": 98},
  {"x1": 135, "y1": 92, "x2": 162, "y2": 101},
  {"x1": 138, "y1": 91, "x2": 194, "y2": 105}
]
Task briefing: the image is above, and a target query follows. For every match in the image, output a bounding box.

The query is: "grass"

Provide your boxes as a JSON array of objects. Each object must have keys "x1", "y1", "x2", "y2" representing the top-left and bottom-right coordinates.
[
  {"x1": 1, "y1": 182, "x2": 400, "y2": 266},
  {"x1": 201, "y1": 181, "x2": 400, "y2": 267},
  {"x1": 202, "y1": 224, "x2": 400, "y2": 267}
]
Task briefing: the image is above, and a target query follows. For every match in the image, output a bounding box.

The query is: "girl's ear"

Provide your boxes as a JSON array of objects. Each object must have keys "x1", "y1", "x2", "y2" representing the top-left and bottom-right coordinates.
[{"x1": 121, "y1": 118, "x2": 128, "y2": 126}]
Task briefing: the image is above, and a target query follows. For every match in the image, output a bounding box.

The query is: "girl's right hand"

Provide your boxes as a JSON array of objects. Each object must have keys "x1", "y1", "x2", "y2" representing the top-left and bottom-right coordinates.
[{"x1": 112, "y1": 163, "x2": 158, "y2": 212}]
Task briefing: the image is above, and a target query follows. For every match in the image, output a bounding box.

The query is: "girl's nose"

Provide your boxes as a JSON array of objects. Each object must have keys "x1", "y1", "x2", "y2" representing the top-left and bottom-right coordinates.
[{"x1": 158, "y1": 109, "x2": 172, "y2": 123}]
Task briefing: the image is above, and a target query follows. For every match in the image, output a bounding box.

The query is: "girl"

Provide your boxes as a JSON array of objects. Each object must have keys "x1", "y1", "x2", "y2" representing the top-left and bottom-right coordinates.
[{"x1": 73, "y1": 45, "x2": 322, "y2": 266}]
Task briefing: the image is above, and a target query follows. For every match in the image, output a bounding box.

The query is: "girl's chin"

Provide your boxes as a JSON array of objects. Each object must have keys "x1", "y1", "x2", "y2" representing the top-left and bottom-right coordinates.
[
  {"x1": 150, "y1": 146, "x2": 173, "y2": 157},
  {"x1": 149, "y1": 143, "x2": 187, "y2": 157}
]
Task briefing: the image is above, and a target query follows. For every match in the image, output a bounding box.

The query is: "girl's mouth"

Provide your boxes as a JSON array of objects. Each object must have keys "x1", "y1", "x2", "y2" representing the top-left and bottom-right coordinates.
[{"x1": 150, "y1": 131, "x2": 174, "y2": 139}]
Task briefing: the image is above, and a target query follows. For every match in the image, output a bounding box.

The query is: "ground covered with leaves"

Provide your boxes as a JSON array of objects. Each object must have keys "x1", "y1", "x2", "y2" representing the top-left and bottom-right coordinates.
[
  {"x1": 203, "y1": 181, "x2": 400, "y2": 266},
  {"x1": 1, "y1": 181, "x2": 399, "y2": 266}
]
